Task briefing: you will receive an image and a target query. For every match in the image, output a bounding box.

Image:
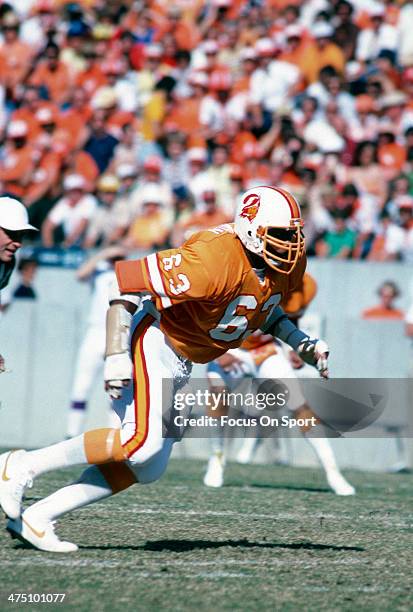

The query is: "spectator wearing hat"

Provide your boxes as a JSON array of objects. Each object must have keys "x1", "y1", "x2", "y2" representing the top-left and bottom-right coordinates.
[
  {"x1": 250, "y1": 37, "x2": 300, "y2": 113},
  {"x1": 29, "y1": 42, "x2": 73, "y2": 105},
  {"x1": 136, "y1": 43, "x2": 169, "y2": 109},
  {"x1": 0, "y1": 12, "x2": 34, "y2": 99},
  {"x1": 379, "y1": 91, "x2": 413, "y2": 140},
  {"x1": 41, "y1": 174, "x2": 97, "y2": 248},
  {"x1": 60, "y1": 20, "x2": 90, "y2": 78},
  {"x1": 122, "y1": 185, "x2": 172, "y2": 252},
  {"x1": 300, "y1": 22, "x2": 345, "y2": 84},
  {"x1": 356, "y1": 5, "x2": 397, "y2": 64},
  {"x1": 83, "y1": 174, "x2": 125, "y2": 249},
  {"x1": 362, "y1": 281, "x2": 404, "y2": 320},
  {"x1": 129, "y1": 155, "x2": 173, "y2": 219},
  {"x1": 83, "y1": 109, "x2": 119, "y2": 174},
  {"x1": 186, "y1": 147, "x2": 210, "y2": 205},
  {"x1": 0, "y1": 121, "x2": 36, "y2": 200}
]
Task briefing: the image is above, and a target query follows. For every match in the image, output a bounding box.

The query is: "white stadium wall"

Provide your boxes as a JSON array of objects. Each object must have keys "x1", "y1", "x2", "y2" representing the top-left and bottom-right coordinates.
[{"x1": 0, "y1": 258, "x2": 412, "y2": 471}]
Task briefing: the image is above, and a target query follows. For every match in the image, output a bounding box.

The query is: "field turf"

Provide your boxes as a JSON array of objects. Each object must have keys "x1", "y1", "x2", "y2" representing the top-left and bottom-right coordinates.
[{"x1": 0, "y1": 458, "x2": 412, "y2": 611}]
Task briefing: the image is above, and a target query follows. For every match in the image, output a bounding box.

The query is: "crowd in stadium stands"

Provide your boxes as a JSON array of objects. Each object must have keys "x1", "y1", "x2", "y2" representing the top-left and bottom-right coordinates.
[{"x1": 0, "y1": 0, "x2": 413, "y2": 260}]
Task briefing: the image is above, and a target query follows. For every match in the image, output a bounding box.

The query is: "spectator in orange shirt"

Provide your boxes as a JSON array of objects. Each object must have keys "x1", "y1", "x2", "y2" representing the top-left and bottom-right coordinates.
[
  {"x1": 0, "y1": 12, "x2": 34, "y2": 99},
  {"x1": 75, "y1": 43, "x2": 107, "y2": 98},
  {"x1": 29, "y1": 42, "x2": 73, "y2": 105},
  {"x1": 362, "y1": 281, "x2": 404, "y2": 320},
  {"x1": 123, "y1": 186, "x2": 172, "y2": 252},
  {"x1": 171, "y1": 187, "x2": 231, "y2": 246},
  {"x1": 0, "y1": 121, "x2": 36, "y2": 200},
  {"x1": 10, "y1": 86, "x2": 46, "y2": 141},
  {"x1": 58, "y1": 88, "x2": 91, "y2": 149},
  {"x1": 300, "y1": 22, "x2": 345, "y2": 85},
  {"x1": 166, "y1": 71, "x2": 208, "y2": 142}
]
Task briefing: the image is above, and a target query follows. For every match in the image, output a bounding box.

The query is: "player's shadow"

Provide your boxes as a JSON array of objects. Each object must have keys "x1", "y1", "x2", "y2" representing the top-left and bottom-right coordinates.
[
  {"x1": 79, "y1": 539, "x2": 364, "y2": 553},
  {"x1": 241, "y1": 483, "x2": 330, "y2": 493}
]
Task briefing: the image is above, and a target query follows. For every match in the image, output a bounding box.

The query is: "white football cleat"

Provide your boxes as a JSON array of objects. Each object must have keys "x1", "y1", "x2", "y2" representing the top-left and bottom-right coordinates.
[
  {"x1": 7, "y1": 511, "x2": 78, "y2": 553},
  {"x1": 203, "y1": 451, "x2": 226, "y2": 488},
  {"x1": 0, "y1": 450, "x2": 33, "y2": 519},
  {"x1": 327, "y1": 471, "x2": 356, "y2": 496}
]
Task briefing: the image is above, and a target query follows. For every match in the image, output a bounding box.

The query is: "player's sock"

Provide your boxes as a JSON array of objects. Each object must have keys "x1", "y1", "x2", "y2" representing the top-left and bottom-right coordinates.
[
  {"x1": 236, "y1": 436, "x2": 262, "y2": 464},
  {"x1": 66, "y1": 401, "x2": 87, "y2": 438},
  {"x1": 24, "y1": 463, "x2": 136, "y2": 524},
  {"x1": 23, "y1": 428, "x2": 126, "y2": 478},
  {"x1": 305, "y1": 436, "x2": 339, "y2": 473},
  {"x1": 209, "y1": 435, "x2": 225, "y2": 455}
]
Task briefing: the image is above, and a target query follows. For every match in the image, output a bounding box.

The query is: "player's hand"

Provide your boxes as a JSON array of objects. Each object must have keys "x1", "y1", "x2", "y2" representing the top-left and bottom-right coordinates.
[
  {"x1": 0, "y1": 354, "x2": 5, "y2": 374},
  {"x1": 288, "y1": 350, "x2": 304, "y2": 370},
  {"x1": 104, "y1": 353, "x2": 132, "y2": 399},
  {"x1": 217, "y1": 353, "x2": 243, "y2": 372},
  {"x1": 297, "y1": 339, "x2": 329, "y2": 378}
]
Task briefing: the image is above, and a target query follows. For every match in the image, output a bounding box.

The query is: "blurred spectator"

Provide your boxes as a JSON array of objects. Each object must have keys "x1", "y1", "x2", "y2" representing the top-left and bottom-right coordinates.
[
  {"x1": 83, "y1": 174, "x2": 124, "y2": 249},
  {"x1": 0, "y1": 121, "x2": 36, "y2": 200},
  {"x1": 356, "y1": 5, "x2": 397, "y2": 64},
  {"x1": 83, "y1": 110, "x2": 119, "y2": 174},
  {"x1": 29, "y1": 42, "x2": 72, "y2": 105},
  {"x1": 130, "y1": 155, "x2": 173, "y2": 219},
  {"x1": 315, "y1": 209, "x2": 357, "y2": 259},
  {"x1": 123, "y1": 186, "x2": 171, "y2": 252},
  {"x1": 12, "y1": 257, "x2": 38, "y2": 300},
  {"x1": 0, "y1": 12, "x2": 34, "y2": 101},
  {"x1": 41, "y1": 174, "x2": 97, "y2": 248},
  {"x1": 362, "y1": 281, "x2": 404, "y2": 320},
  {"x1": 172, "y1": 188, "x2": 231, "y2": 246}
]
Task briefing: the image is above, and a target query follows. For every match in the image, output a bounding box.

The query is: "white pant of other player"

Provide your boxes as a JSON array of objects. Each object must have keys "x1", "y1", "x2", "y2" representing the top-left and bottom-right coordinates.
[{"x1": 204, "y1": 344, "x2": 355, "y2": 496}]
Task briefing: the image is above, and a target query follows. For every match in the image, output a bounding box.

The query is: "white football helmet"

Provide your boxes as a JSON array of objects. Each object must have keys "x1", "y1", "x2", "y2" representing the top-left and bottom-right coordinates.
[{"x1": 234, "y1": 185, "x2": 305, "y2": 275}]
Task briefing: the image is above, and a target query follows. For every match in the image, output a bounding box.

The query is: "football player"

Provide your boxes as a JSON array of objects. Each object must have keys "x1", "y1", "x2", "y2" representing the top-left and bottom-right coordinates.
[
  {"x1": 203, "y1": 274, "x2": 355, "y2": 496},
  {"x1": 0, "y1": 186, "x2": 329, "y2": 552},
  {"x1": 0, "y1": 197, "x2": 37, "y2": 372}
]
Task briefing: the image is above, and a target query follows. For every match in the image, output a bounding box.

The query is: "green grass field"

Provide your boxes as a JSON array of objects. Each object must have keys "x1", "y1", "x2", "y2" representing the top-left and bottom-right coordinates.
[{"x1": 0, "y1": 458, "x2": 411, "y2": 611}]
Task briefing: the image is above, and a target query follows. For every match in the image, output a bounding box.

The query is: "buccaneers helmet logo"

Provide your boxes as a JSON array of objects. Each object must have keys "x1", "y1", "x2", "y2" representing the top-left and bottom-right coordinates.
[{"x1": 240, "y1": 193, "x2": 261, "y2": 223}]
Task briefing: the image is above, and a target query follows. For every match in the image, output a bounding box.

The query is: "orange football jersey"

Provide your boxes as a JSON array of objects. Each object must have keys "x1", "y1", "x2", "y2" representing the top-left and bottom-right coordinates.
[{"x1": 116, "y1": 224, "x2": 306, "y2": 363}]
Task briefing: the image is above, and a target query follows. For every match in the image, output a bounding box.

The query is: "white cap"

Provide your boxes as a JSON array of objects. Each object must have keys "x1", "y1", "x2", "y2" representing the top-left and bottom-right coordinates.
[
  {"x1": 116, "y1": 163, "x2": 137, "y2": 179},
  {"x1": 254, "y1": 38, "x2": 274, "y2": 56},
  {"x1": 7, "y1": 120, "x2": 28, "y2": 138},
  {"x1": 312, "y1": 22, "x2": 334, "y2": 38},
  {"x1": 63, "y1": 174, "x2": 86, "y2": 191},
  {"x1": 188, "y1": 147, "x2": 207, "y2": 162},
  {"x1": 141, "y1": 185, "x2": 164, "y2": 205},
  {"x1": 0, "y1": 197, "x2": 37, "y2": 231},
  {"x1": 203, "y1": 40, "x2": 219, "y2": 54}
]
